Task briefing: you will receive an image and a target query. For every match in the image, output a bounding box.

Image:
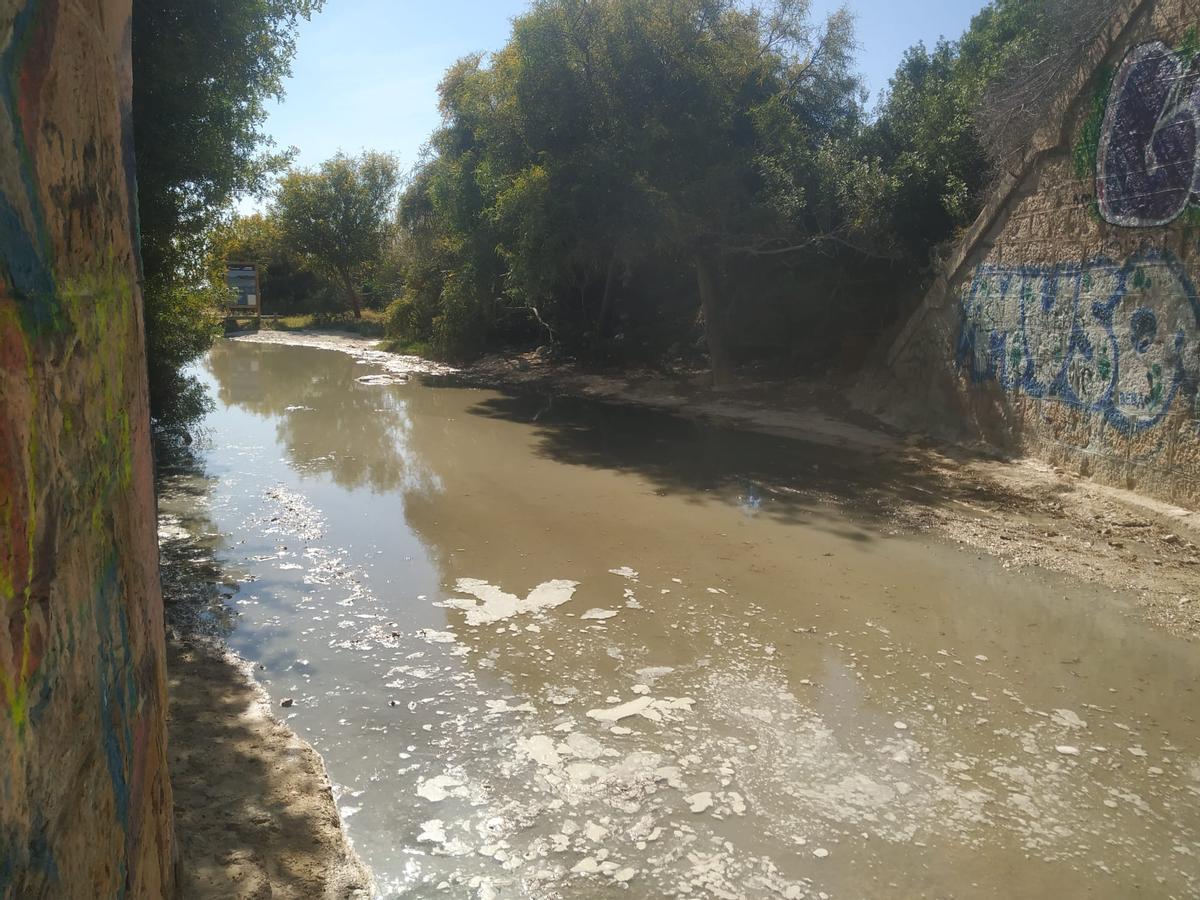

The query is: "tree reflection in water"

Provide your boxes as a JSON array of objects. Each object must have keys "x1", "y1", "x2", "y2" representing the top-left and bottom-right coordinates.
[{"x1": 205, "y1": 340, "x2": 432, "y2": 495}]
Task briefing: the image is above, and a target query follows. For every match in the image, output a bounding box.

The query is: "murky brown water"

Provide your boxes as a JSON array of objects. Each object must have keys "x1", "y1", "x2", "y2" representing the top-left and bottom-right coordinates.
[{"x1": 158, "y1": 338, "x2": 1200, "y2": 899}]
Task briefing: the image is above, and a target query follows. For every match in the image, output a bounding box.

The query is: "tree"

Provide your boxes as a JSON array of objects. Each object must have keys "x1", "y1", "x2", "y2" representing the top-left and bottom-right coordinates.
[
  {"x1": 391, "y1": 0, "x2": 864, "y2": 383},
  {"x1": 866, "y1": 0, "x2": 1118, "y2": 272},
  {"x1": 133, "y1": 0, "x2": 323, "y2": 428},
  {"x1": 274, "y1": 152, "x2": 401, "y2": 319},
  {"x1": 211, "y1": 213, "x2": 336, "y2": 316}
]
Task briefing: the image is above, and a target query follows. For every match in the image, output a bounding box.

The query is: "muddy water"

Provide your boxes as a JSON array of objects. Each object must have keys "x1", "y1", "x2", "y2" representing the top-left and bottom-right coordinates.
[{"x1": 162, "y1": 338, "x2": 1200, "y2": 899}]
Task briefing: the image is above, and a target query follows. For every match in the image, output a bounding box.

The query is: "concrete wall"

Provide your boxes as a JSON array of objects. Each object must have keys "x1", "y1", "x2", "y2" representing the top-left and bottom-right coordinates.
[
  {"x1": 882, "y1": 0, "x2": 1200, "y2": 508},
  {"x1": 0, "y1": 1, "x2": 174, "y2": 896}
]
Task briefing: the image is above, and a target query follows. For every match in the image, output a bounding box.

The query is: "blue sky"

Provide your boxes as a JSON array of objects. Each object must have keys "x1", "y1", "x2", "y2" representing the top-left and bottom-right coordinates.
[{"x1": 263, "y1": 0, "x2": 987, "y2": 173}]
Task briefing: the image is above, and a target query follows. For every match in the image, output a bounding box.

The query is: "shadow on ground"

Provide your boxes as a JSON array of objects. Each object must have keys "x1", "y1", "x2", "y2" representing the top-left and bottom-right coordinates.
[
  {"x1": 167, "y1": 641, "x2": 370, "y2": 900},
  {"x1": 452, "y1": 385, "x2": 1039, "y2": 536}
]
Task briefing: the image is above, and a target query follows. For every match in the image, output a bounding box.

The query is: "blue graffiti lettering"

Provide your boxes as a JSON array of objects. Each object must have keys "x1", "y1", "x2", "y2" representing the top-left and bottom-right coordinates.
[{"x1": 957, "y1": 251, "x2": 1200, "y2": 432}]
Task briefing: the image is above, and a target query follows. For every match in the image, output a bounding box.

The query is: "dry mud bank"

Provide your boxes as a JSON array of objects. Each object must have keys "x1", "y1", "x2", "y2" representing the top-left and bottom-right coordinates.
[
  {"x1": 232, "y1": 331, "x2": 1200, "y2": 639},
  {"x1": 167, "y1": 639, "x2": 373, "y2": 899}
]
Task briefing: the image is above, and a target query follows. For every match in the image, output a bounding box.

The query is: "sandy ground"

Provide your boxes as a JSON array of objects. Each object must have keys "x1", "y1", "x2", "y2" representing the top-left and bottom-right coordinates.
[
  {"x1": 167, "y1": 639, "x2": 373, "y2": 899},
  {"x1": 230, "y1": 330, "x2": 1200, "y2": 639}
]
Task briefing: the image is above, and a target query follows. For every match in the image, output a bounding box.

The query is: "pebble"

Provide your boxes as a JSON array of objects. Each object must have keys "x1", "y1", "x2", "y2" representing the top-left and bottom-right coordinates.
[
  {"x1": 813, "y1": 848, "x2": 829, "y2": 858},
  {"x1": 1055, "y1": 745, "x2": 1080, "y2": 756},
  {"x1": 280, "y1": 698, "x2": 294, "y2": 708}
]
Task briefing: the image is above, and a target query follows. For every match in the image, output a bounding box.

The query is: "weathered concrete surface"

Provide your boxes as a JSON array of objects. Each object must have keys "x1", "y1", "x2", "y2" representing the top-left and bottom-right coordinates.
[
  {"x1": 876, "y1": 0, "x2": 1200, "y2": 509},
  {"x1": 0, "y1": 1, "x2": 174, "y2": 897}
]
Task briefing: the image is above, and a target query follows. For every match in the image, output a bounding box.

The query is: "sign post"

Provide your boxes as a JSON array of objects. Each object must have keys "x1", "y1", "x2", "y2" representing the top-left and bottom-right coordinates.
[{"x1": 225, "y1": 263, "x2": 261, "y2": 319}]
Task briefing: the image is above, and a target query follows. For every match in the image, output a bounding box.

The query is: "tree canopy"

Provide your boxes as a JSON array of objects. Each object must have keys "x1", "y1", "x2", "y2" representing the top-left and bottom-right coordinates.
[
  {"x1": 133, "y1": 0, "x2": 323, "y2": 427},
  {"x1": 387, "y1": 0, "x2": 887, "y2": 381},
  {"x1": 140, "y1": 0, "x2": 1088, "y2": 393},
  {"x1": 274, "y1": 152, "x2": 401, "y2": 318}
]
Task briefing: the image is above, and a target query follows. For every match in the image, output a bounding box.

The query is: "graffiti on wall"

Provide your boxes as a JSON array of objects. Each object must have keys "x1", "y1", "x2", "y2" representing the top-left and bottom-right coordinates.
[
  {"x1": 1, "y1": 0, "x2": 173, "y2": 896},
  {"x1": 1096, "y1": 39, "x2": 1200, "y2": 227},
  {"x1": 957, "y1": 251, "x2": 1200, "y2": 432}
]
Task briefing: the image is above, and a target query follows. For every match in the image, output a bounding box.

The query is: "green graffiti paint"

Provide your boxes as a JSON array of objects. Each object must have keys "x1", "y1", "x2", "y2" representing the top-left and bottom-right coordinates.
[
  {"x1": 1, "y1": 267, "x2": 136, "y2": 733},
  {"x1": 1073, "y1": 64, "x2": 1114, "y2": 181}
]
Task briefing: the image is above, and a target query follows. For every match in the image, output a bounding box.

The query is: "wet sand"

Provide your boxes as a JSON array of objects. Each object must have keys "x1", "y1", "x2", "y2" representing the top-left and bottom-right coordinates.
[
  {"x1": 164, "y1": 336, "x2": 1200, "y2": 899},
  {"x1": 167, "y1": 639, "x2": 372, "y2": 899}
]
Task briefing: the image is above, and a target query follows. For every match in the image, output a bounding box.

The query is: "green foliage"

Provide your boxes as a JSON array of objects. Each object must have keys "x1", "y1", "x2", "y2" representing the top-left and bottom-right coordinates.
[
  {"x1": 133, "y1": 0, "x2": 323, "y2": 428},
  {"x1": 391, "y1": 0, "x2": 873, "y2": 376},
  {"x1": 143, "y1": 276, "x2": 226, "y2": 427},
  {"x1": 868, "y1": 0, "x2": 1079, "y2": 265},
  {"x1": 274, "y1": 152, "x2": 401, "y2": 318},
  {"x1": 1176, "y1": 26, "x2": 1200, "y2": 61},
  {"x1": 211, "y1": 213, "x2": 337, "y2": 315},
  {"x1": 1073, "y1": 64, "x2": 1114, "y2": 181}
]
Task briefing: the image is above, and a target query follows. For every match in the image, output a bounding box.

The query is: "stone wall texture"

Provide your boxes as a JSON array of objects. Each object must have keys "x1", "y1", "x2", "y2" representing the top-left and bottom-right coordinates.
[
  {"x1": 882, "y1": 0, "x2": 1200, "y2": 508},
  {"x1": 0, "y1": 0, "x2": 174, "y2": 897}
]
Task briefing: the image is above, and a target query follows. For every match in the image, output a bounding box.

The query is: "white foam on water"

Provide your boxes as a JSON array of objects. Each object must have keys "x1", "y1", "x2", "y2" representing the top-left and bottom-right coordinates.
[
  {"x1": 445, "y1": 578, "x2": 579, "y2": 626},
  {"x1": 586, "y1": 696, "x2": 654, "y2": 723},
  {"x1": 416, "y1": 774, "x2": 465, "y2": 802},
  {"x1": 417, "y1": 819, "x2": 447, "y2": 843},
  {"x1": 581, "y1": 608, "x2": 618, "y2": 620},
  {"x1": 586, "y1": 696, "x2": 695, "y2": 724},
  {"x1": 517, "y1": 735, "x2": 561, "y2": 767}
]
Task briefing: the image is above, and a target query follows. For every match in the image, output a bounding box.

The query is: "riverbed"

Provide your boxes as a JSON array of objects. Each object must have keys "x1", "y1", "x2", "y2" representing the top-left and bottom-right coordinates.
[{"x1": 159, "y1": 337, "x2": 1200, "y2": 899}]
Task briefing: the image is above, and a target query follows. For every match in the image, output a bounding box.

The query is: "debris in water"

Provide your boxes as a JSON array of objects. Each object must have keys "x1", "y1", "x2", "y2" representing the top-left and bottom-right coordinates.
[
  {"x1": 581, "y1": 608, "x2": 618, "y2": 620},
  {"x1": 280, "y1": 698, "x2": 294, "y2": 708},
  {"x1": 443, "y1": 578, "x2": 579, "y2": 625},
  {"x1": 356, "y1": 373, "x2": 407, "y2": 386},
  {"x1": 635, "y1": 666, "x2": 675, "y2": 682},
  {"x1": 417, "y1": 628, "x2": 457, "y2": 644},
  {"x1": 416, "y1": 774, "x2": 465, "y2": 802},
  {"x1": 572, "y1": 856, "x2": 602, "y2": 875},
  {"x1": 609, "y1": 567, "x2": 639, "y2": 579},
  {"x1": 685, "y1": 792, "x2": 714, "y2": 813},
  {"x1": 588, "y1": 696, "x2": 653, "y2": 723},
  {"x1": 586, "y1": 695, "x2": 694, "y2": 723},
  {"x1": 517, "y1": 735, "x2": 561, "y2": 767},
  {"x1": 417, "y1": 819, "x2": 447, "y2": 843},
  {"x1": 1052, "y1": 709, "x2": 1088, "y2": 730}
]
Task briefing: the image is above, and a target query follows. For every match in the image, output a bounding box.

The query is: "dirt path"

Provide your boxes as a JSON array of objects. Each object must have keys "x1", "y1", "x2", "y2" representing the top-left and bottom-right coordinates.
[
  {"x1": 167, "y1": 639, "x2": 373, "y2": 899},
  {"x1": 229, "y1": 330, "x2": 1200, "y2": 639}
]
